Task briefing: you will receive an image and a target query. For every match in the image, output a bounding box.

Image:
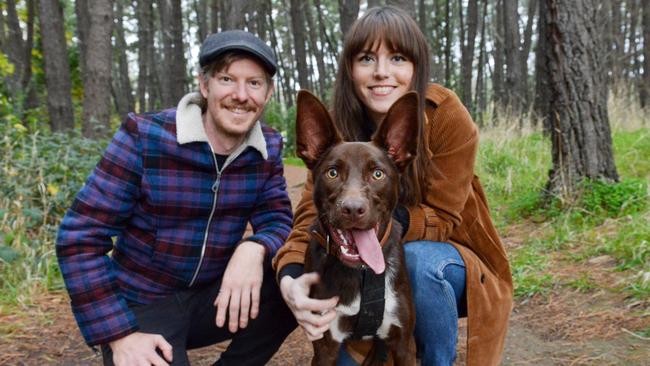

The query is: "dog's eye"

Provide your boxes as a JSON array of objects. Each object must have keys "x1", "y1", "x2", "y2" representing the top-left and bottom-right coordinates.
[
  {"x1": 372, "y1": 169, "x2": 385, "y2": 180},
  {"x1": 326, "y1": 168, "x2": 338, "y2": 179}
]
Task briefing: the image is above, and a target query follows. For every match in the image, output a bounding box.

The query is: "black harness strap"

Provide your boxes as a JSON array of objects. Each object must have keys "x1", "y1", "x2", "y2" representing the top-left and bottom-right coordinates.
[{"x1": 351, "y1": 267, "x2": 385, "y2": 340}]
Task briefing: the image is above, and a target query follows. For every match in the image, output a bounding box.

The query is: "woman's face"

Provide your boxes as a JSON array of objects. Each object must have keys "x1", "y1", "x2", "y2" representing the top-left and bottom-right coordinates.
[{"x1": 351, "y1": 41, "x2": 414, "y2": 124}]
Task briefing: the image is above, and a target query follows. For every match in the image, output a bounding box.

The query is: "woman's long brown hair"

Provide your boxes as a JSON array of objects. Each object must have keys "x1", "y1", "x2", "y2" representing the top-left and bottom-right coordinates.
[{"x1": 332, "y1": 6, "x2": 431, "y2": 206}]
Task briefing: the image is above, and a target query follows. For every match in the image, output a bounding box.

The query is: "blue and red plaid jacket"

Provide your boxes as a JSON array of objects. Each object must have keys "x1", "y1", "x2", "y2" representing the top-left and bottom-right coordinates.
[{"x1": 56, "y1": 93, "x2": 293, "y2": 346}]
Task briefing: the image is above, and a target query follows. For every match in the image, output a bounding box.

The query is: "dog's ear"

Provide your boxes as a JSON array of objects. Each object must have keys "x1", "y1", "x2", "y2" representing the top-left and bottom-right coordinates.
[
  {"x1": 372, "y1": 92, "x2": 419, "y2": 171},
  {"x1": 296, "y1": 90, "x2": 342, "y2": 169}
]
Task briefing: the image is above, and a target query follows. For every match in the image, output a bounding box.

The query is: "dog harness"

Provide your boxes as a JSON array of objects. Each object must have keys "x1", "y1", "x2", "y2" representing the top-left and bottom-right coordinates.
[{"x1": 311, "y1": 221, "x2": 394, "y2": 361}]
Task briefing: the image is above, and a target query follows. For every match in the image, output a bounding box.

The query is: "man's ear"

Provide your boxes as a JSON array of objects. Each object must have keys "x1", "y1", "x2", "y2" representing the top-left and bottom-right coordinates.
[
  {"x1": 198, "y1": 75, "x2": 209, "y2": 99},
  {"x1": 296, "y1": 90, "x2": 342, "y2": 169},
  {"x1": 371, "y1": 92, "x2": 419, "y2": 171}
]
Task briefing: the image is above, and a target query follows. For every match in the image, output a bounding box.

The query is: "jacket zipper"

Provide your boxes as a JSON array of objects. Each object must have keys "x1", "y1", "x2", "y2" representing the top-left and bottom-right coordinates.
[{"x1": 188, "y1": 153, "x2": 221, "y2": 287}]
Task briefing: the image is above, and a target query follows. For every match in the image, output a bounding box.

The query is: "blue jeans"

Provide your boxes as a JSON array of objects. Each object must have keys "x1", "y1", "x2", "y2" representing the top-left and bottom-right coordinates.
[{"x1": 337, "y1": 241, "x2": 466, "y2": 366}]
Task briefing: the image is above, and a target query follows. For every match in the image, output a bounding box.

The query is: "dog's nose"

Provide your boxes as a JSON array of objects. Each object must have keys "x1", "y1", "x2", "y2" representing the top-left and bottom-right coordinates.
[{"x1": 340, "y1": 198, "x2": 368, "y2": 221}]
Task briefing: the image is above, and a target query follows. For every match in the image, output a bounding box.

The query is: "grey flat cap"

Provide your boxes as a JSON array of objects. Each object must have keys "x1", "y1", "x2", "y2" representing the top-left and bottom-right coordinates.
[{"x1": 199, "y1": 30, "x2": 277, "y2": 76}]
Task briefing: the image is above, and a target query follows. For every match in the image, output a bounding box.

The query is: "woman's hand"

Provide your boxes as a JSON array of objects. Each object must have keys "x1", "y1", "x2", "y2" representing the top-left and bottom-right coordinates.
[{"x1": 279, "y1": 272, "x2": 339, "y2": 341}]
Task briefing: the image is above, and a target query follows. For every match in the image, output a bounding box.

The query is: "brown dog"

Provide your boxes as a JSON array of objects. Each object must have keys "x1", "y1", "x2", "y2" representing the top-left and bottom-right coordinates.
[{"x1": 295, "y1": 90, "x2": 418, "y2": 366}]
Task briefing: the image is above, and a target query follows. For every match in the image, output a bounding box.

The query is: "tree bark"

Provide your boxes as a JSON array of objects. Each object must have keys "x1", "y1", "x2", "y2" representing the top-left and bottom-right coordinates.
[
  {"x1": 502, "y1": 0, "x2": 524, "y2": 112},
  {"x1": 474, "y1": 0, "x2": 488, "y2": 125},
  {"x1": 157, "y1": 0, "x2": 186, "y2": 108},
  {"x1": 136, "y1": 1, "x2": 155, "y2": 112},
  {"x1": 267, "y1": 0, "x2": 294, "y2": 107},
  {"x1": 542, "y1": 0, "x2": 619, "y2": 198},
  {"x1": 305, "y1": 1, "x2": 327, "y2": 97},
  {"x1": 210, "y1": 0, "x2": 220, "y2": 33},
  {"x1": 290, "y1": 0, "x2": 310, "y2": 90},
  {"x1": 338, "y1": 0, "x2": 360, "y2": 36},
  {"x1": 534, "y1": 0, "x2": 551, "y2": 132},
  {"x1": 82, "y1": 0, "x2": 115, "y2": 137},
  {"x1": 113, "y1": 0, "x2": 135, "y2": 118},
  {"x1": 641, "y1": 0, "x2": 650, "y2": 107},
  {"x1": 387, "y1": 0, "x2": 416, "y2": 20},
  {"x1": 444, "y1": 0, "x2": 453, "y2": 86},
  {"x1": 38, "y1": 0, "x2": 75, "y2": 131},
  {"x1": 195, "y1": 0, "x2": 208, "y2": 41},
  {"x1": 222, "y1": 0, "x2": 247, "y2": 30},
  {"x1": 75, "y1": 0, "x2": 90, "y2": 84},
  {"x1": 459, "y1": 0, "x2": 479, "y2": 114}
]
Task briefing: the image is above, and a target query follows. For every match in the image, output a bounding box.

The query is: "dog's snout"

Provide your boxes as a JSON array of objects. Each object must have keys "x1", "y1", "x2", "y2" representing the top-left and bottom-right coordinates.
[{"x1": 340, "y1": 197, "x2": 368, "y2": 221}]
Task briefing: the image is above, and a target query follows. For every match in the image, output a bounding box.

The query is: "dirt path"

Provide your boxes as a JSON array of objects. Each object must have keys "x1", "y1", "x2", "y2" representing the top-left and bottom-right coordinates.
[{"x1": 1, "y1": 165, "x2": 648, "y2": 365}]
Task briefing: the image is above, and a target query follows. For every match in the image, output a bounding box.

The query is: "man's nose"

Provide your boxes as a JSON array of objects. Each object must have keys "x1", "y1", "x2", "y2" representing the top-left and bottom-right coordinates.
[{"x1": 231, "y1": 82, "x2": 248, "y2": 102}]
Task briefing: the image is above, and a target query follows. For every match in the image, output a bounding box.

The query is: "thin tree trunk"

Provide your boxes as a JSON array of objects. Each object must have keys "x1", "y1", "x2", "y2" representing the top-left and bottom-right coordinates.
[
  {"x1": 520, "y1": 0, "x2": 537, "y2": 110},
  {"x1": 305, "y1": 1, "x2": 327, "y2": 97},
  {"x1": 210, "y1": 0, "x2": 219, "y2": 33},
  {"x1": 642, "y1": 0, "x2": 650, "y2": 107},
  {"x1": 136, "y1": 1, "x2": 153, "y2": 112},
  {"x1": 492, "y1": 0, "x2": 505, "y2": 107},
  {"x1": 38, "y1": 0, "x2": 75, "y2": 131},
  {"x1": 460, "y1": 0, "x2": 478, "y2": 114},
  {"x1": 475, "y1": 0, "x2": 488, "y2": 124},
  {"x1": 195, "y1": 0, "x2": 208, "y2": 41},
  {"x1": 444, "y1": 0, "x2": 453, "y2": 86},
  {"x1": 338, "y1": 0, "x2": 360, "y2": 36},
  {"x1": 387, "y1": 0, "x2": 416, "y2": 19},
  {"x1": 290, "y1": 0, "x2": 311, "y2": 90},
  {"x1": 542, "y1": 0, "x2": 618, "y2": 198},
  {"x1": 75, "y1": 0, "x2": 90, "y2": 86},
  {"x1": 534, "y1": 0, "x2": 550, "y2": 132},
  {"x1": 222, "y1": 0, "x2": 246, "y2": 30},
  {"x1": 168, "y1": 0, "x2": 187, "y2": 104},
  {"x1": 267, "y1": 0, "x2": 293, "y2": 107},
  {"x1": 502, "y1": 0, "x2": 524, "y2": 112},
  {"x1": 82, "y1": 0, "x2": 115, "y2": 137},
  {"x1": 113, "y1": 0, "x2": 134, "y2": 117}
]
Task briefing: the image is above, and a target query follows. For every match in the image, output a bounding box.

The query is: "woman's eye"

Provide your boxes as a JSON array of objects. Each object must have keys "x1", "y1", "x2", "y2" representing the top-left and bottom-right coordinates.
[
  {"x1": 392, "y1": 54, "x2": 407, "y2": 62},
  {"x1": 326, "y1": 168, "x2": 339, "y2": 179},
  {"x1": 372, "y1": 169, "x2": 385, "y2": 180},
  {"x1": 359, "y1": 54, "x2": 374, "y2": 63}
]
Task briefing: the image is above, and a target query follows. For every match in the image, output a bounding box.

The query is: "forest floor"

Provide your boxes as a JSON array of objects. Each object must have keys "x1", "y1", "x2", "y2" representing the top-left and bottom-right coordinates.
[{"x1": 1, "y1": 164, "x2": 648, "y2": 365}]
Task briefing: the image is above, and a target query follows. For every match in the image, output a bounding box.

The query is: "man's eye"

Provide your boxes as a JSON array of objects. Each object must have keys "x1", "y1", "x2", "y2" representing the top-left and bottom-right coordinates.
[
  {"x1": 371, "y1": 169, "x2": 385, "y2": 180},
  {"x1": 326, "y1": 168, "x2": 338, "y2": 179}
]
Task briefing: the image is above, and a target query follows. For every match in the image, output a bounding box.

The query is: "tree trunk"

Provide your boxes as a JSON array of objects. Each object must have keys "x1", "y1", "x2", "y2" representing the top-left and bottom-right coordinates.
[
  {"x1": 492, "y1": 0, "x2": 505, "y2": 107},
  {"x1": 305, "y1": 1, "x2": 327, "y2": 97},
  {"x1": 474, "y1": 0, "x2": 488, "y2": 125},
  {"x1": 195, "y1": 0, "x2": 208, "y2": 41},
  {"x1": 444, "y1": 0, "x2": 453, "y2": 86},
  {"x1": 222, "y1": 0, "x2": 247, "y2": 30},
  {"x1": 290, "y1": 0, "x2": 310, "y2": 90},
  {"x1": 542, "y1": 0, "x2": 619, "y2": 198},
  {"x1": 75, "y1": 0, "x2": 90, "y2": 84},
  {"x1": 113, "y1": 0, "x2": 135, "y2": 118},
  {"x1": 520, "y1": 0, "x2": 537, "y2": 110},
  {"x1": 502, "y1": 0, "x2": 524, "y2": 112},
  {"x1": 338, "y1": 0, "x2": 360, "y2": 36},
  {"x1": 82, "y1": 0, "x2": 115, "y2": 137},
  {"x1": 157, "y1": 0, "x2": 186, "y2": 107},
  {"x1": 267, "y1": 0, "x2": 294, "y2": 107},
  {"x1": 210, "y1": 0, "x2": 220, "y2": 33},
  {"x1": 136, "y1": 1, "x2": 154, "y2": 112},
  {"x1": 534, "y1": 0, "x2": 551, "y2": 132},
  {"x1": 460, "y1": 0, "x2": 478, "y2": 114},
  {"x1": 38, "y1": 0, "x2": 75, "y2": 131},
  {"x1": 641, "y1": 0, "x2": 650, "y2": 107},
  {"x1": 387, "y1": 0, "x2": 416, "y2": 20}
]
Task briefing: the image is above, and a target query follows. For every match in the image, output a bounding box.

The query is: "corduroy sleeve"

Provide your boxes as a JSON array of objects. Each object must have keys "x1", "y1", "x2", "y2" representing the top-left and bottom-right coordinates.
[
  {"x1": 403, "y1": 85, "x2": 478, "y2": 243},
  {"x1": 272, "y1": 171, "x2": 314, "y2": 281},
  {"x1": 56, "y1": 114, "x2": 143, "y2": 346},
  {"x1": 244, "y1": 137, "x2": 293, "y2": 258}
]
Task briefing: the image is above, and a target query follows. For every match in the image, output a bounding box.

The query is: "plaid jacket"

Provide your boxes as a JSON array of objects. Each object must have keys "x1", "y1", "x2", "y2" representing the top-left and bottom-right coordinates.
[{"x1": 56, "y1": 92, "x2": 293, "y2": 346}]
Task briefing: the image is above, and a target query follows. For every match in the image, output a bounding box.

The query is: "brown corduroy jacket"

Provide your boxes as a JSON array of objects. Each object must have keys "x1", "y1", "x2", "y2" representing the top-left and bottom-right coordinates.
[{"x1": 273, "y1": 84, "x2": 513, "y2": 366}]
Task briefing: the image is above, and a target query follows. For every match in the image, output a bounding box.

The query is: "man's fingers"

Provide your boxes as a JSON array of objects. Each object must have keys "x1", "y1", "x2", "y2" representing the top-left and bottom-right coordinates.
[
  {"x1": 215, "y1": 288, "x2": 230, "y2": 328},
  {"x1": 239, "y1": 287, "x2": 251, "y2": 328},
  {"x1": 302, "y1": 321, "x2": 331, "y2": 341},
  {"x1": 228, "y1": 289, "x2": 241, "y2": 333},
  {"x1": 298, "y1": 272, "x2": 321, "y2": 287},
  {"x1": 148, "y1": 353, "x2": 170, "y2": 366},
  {"x1": 154, "y1": 335, "x2": 173, "y2": 362},
  {"x1": 250, "y1": 284, "x2": 261, "y2": 320}
]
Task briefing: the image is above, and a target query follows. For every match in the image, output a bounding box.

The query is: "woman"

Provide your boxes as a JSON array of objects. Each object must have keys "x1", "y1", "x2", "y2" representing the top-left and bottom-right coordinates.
[{"x1": 274, "y1": 6, "x2": 513, "y2": 366}]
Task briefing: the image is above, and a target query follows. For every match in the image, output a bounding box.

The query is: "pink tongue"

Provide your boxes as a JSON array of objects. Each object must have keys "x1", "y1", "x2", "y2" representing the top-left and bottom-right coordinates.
[{"x1": 351, "y1": 229, "x2": 385, "y2": 274}]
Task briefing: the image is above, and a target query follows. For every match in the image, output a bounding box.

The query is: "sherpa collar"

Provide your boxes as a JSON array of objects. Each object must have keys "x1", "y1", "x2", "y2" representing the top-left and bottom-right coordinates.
[{"x1": 175, "y1": 92, "x2": 268, "y2": 160}]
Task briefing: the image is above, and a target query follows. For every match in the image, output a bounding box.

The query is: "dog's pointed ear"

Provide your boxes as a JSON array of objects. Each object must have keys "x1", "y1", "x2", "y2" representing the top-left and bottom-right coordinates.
[
  {"x1": 372, "y1": 92, "x2": 419, "y2": 171},
  {"x1": 296, "y1": 90, "x2": 342, "y2": 169}
]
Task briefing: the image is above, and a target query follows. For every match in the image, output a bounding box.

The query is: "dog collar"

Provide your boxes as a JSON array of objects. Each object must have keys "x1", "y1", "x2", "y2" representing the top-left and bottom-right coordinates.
[{"x1": 311, "y1": 220, "x2": 393, "y2": 256}]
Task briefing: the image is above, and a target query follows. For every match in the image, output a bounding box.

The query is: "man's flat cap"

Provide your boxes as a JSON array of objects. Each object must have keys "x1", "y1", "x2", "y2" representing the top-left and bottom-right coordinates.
[{"x1": 199, "y1": 30, "x2": 277, "y2": 76}]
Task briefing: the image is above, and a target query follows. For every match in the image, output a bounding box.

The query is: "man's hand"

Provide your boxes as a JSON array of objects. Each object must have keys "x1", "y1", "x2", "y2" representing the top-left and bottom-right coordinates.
[
  {"x1": 109, "y1": 331, "x2": 173, "y2": 366},
  {"x1": 214, "y1": 241, "x2": 265, "y2": 333},
  {"x1": 279, "y1": 273, "x2": 339, "y2": 341}
]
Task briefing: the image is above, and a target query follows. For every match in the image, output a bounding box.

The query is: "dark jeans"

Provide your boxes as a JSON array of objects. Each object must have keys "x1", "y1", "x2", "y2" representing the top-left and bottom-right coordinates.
[{"x1": 102, "y1": 265, "x2": 297, "y2": 366}]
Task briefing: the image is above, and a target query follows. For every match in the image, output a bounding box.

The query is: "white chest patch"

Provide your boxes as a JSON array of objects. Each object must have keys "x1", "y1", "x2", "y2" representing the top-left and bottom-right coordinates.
[{"x1": 328, "y1": 265, "x2": 402, "y2": 343}]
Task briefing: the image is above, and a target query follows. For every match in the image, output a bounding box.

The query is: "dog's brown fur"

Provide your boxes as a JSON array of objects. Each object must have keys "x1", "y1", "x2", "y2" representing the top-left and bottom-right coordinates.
[{"x1": 296, "y1": 90, "x2": 419, "y2": 366}]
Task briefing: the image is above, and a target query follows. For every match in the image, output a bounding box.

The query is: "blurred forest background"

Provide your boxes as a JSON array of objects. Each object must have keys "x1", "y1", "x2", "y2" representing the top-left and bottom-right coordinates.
[{"x1": 0, "y1": 1, "x2": 649, "y2": 364}]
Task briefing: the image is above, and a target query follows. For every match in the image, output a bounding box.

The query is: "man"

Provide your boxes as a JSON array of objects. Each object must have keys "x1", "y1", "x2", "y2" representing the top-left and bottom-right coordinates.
[{"x1": 57, "y1": 30, "x2": 296, "y2": 366}]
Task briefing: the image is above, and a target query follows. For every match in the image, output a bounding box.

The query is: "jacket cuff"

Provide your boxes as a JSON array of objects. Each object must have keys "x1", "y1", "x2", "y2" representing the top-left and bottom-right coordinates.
[
  {"x1": 404, "y1": 205, "x2": 426, "y2": 242},
  {"x1": 278, "y1": 263, "x2": 304, "y2": 281}
]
